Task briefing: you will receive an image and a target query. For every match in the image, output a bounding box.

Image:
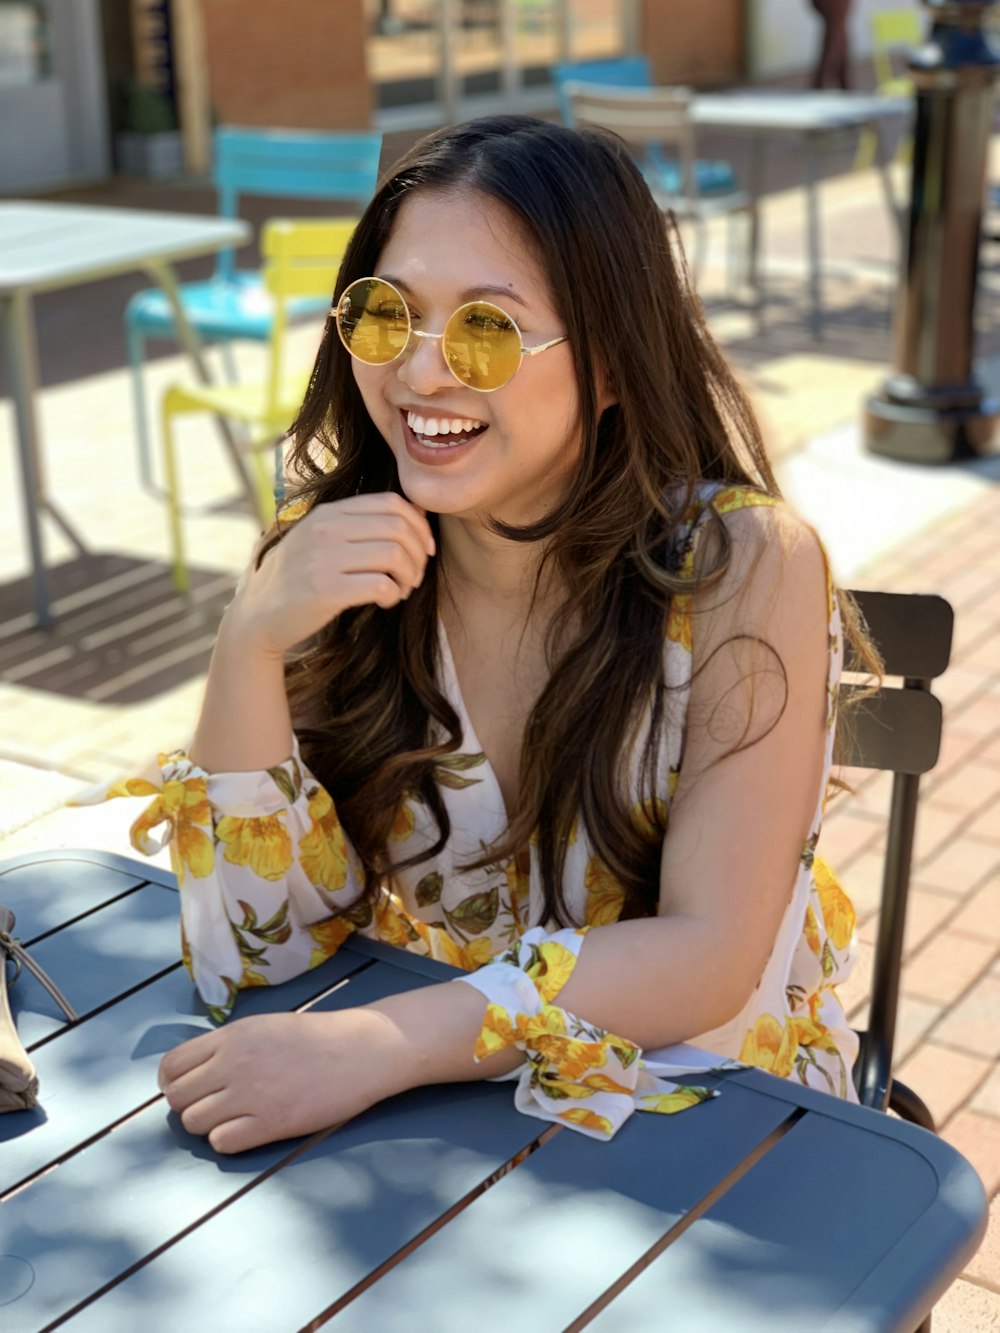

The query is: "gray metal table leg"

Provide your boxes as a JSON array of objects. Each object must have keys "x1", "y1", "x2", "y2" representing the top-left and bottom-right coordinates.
[
  {"x1": 749, "y1": 132, "x2": 764, "y2": 332},
  {"x1": 144, "y1": 259, "x2": 268, "y2": 527},
  {"x1": 804, "y1": 133, "x2": 824, "y2": 340},
  {"x1": 2, "y1": 291, "x2": 52, "y2": 628}
]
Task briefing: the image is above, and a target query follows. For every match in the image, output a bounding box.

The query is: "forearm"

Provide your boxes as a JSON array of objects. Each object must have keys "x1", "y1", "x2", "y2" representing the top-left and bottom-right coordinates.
[
  {"x1": 189, "y1": 612, "x2": 295, "y2": 773},
  {"x1": 364, "y1": 915, "x2": 740, "y2": 1096}
]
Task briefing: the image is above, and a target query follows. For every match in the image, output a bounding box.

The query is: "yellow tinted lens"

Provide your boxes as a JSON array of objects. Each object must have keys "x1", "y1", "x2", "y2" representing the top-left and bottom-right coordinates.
[
  {"x1": 443, "y1": 302, "x2": 521, "y2": 390},
  {"x1": 337, "y1": 278, "x2": 410, "y2": 364}
]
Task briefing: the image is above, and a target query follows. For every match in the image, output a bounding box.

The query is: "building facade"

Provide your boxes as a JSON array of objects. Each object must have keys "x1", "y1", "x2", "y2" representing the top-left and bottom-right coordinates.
[{"x1": 0, "y1": 0, "x2": 909, "y2": 193}]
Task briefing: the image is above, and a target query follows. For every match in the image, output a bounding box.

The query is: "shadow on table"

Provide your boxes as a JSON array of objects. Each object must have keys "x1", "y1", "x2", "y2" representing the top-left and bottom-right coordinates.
[{"x1": 0, "y1": 553, "x2": 236, "y2": 704}]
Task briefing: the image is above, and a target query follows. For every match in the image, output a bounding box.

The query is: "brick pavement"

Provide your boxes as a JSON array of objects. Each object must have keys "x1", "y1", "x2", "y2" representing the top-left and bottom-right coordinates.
[{"x1": 0, "y1": 143, "x2": 998, "y2": 1323}]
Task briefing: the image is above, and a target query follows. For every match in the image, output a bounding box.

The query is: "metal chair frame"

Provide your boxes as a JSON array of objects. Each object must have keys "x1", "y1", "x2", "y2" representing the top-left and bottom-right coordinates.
[
  {"x1": 839, "y1": 589, "x2": 955, "y2": 1135},
  {"x1": 125, "y1": 126, "x2": 381, "y2": 488},
  {"x1": 563, "y1": 82, "x2": 759, "y2": 299}
]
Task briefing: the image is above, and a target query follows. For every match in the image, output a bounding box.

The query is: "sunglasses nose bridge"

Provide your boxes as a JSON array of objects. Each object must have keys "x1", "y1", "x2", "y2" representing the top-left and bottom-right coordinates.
[{"x1": 396, "y1": 326, "x2": 459, "y2": 392}]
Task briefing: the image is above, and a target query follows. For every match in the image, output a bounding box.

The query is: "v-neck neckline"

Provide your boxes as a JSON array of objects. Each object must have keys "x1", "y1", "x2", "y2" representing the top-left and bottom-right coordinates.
[{"x1": 436, "y1": 615, "x2": 512, "y2": 829}]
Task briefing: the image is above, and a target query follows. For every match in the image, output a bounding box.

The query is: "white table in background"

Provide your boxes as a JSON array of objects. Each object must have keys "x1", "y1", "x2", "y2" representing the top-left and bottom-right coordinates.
[
  {"x1": 691, "y1": 90, "x2": 911, "y2": 338},
  {"x1": 0, "y1": 201, "x2": 253, "y2": 627}
]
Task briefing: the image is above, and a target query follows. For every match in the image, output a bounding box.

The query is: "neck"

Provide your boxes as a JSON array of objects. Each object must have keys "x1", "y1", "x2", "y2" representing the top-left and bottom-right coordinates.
[{"x1": 437, "y1": 514, "x2": 561, "y2": 610}]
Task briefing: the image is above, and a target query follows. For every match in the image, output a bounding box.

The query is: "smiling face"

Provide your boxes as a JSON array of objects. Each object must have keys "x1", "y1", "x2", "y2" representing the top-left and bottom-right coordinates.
[{"x1": 348, "y1": 188, "x2": 585, "y2": 526}]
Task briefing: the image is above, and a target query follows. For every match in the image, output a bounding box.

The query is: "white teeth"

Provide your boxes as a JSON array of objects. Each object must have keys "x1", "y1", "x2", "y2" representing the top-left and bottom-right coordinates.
[{"x1": 405, "y1": 410, "x2": 486, "y2": 433}]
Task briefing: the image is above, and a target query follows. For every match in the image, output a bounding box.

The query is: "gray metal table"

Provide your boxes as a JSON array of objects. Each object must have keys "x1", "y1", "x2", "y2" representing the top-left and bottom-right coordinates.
[
  {"x1": 691, "y1": 90, "x2": 910, "y2": 339},
  {"x1": 0, "y1": 848, "x2": 987, "y2": 1332},
  {"x1": 0, "y1": 201, "x2": 253, "y2": 628}
]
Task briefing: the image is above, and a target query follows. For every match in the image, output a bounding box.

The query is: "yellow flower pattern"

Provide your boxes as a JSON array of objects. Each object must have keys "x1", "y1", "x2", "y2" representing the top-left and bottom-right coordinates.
[
  {"x1": 299, "y1": 787, "x2": 350, "y2": 893},
  {"x1": 134, "y1": 774, "x2": 214, "y2": 884},
  {"x1": 82, "y1": 482, "x2": 858, "y2": 1133},
  {"x1": 216, "y1": 814, "x2": 293, "y2": 881},
  {"x1": 584, "y1": 856, "x2": 626, "y2": 927}
]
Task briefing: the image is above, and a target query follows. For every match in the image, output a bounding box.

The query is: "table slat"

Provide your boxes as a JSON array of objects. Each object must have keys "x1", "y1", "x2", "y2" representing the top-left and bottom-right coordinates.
[
  {"x1": 333, "y1": 1076, "x2": 793, "y2": 1332},
  {"x1": 0, "y1": 853, "x2": 152, "y2": 940},
  {"x1": 2, "y1": 965, "x2": 536, "y2": 1332},
  {"x1": 11, "y1": 882, "x2": 181, "y2": 1045},
  {"x1": 584, "y1": 1104, "x2": 980, "y2": 1332},
  {"x1": 0, "y1": 946, "x2": 376, "y2": 1195}
]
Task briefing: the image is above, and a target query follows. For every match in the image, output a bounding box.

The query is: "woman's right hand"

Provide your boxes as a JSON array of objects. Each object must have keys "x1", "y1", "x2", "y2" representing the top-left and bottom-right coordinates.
[{"x1": 223, "y1": 493, "x2": 436, "y2": 660}]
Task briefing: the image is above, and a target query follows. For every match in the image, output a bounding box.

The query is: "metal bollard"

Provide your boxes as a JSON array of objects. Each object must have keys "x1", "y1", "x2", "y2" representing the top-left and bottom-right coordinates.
[{"x1": 864, "y1": 0, "x2": 1000, "y2": 462}]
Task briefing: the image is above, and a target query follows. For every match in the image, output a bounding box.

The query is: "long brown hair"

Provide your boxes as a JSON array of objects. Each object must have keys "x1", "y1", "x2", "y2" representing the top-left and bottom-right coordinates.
[{"x1": 264, "y1": 115, "x2": 869, "y2": 921}]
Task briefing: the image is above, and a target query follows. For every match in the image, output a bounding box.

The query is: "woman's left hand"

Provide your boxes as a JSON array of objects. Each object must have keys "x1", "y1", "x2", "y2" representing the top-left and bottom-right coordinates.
[{"x1": 157, "y1": 1008, "x2": 407, "y2": 1154}]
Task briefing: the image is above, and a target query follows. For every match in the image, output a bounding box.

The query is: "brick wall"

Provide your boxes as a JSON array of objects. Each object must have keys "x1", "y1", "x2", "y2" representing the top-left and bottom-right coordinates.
[
  {"x1": 641, "y1": 0, "x2": 745, "y2": 88},
  {"x1": 198, "y1": 0, "x2": 372, "y2": 129}
]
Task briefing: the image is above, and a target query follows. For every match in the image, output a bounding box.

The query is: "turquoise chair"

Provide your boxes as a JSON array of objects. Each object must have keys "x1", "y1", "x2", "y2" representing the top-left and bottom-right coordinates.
[
  {"x1": 125, "y1": 126, "x2": 381, "y2": 488},
  {"x1": 552, "y1": 57, "x2": 738, "y2": 199},
  {"x1": 162, "y1": 219, "x2": 353, "y2": 593}
]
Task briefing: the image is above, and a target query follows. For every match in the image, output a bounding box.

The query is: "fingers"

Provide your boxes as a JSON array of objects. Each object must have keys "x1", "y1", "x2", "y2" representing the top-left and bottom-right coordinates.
[
  {"x1": 157, "y1": 1030, "x2": 217, "y2": 1089},
  {"x1": 207, "y1": 1115, "x2": 264, "y2": 1155},
  {"x1": 306, "y1": 510, "x2": 431, "y2": 600},
  {"x1": 333, "y1": 492, "x2": 435, "y2": 557},
  {"x1": 338, "y1": 538, "x2": 426, "y2": 594}
]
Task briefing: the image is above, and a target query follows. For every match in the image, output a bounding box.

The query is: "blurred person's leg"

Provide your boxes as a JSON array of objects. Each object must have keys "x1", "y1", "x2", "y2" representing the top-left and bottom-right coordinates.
[{"x1": 810, "y1": 0, "x2": 852, "y2": 90}]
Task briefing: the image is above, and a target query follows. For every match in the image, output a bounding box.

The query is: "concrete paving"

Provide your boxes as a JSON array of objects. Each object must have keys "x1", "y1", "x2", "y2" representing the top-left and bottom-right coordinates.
[{"x1": 1, "y1": 139, "x2": 998, "y2": 1323}]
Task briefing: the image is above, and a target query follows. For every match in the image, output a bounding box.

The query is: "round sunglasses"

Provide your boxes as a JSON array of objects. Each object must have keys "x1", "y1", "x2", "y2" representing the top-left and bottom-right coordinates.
[{"x1": 333, "y1": 277, "x2": 568, "y2": 393}]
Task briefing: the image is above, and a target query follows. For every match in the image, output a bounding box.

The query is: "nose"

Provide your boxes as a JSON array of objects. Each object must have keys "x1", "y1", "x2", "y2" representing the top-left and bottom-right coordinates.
[{"x1": 396, "y1": 331, "x2": 456, "y2": 396}]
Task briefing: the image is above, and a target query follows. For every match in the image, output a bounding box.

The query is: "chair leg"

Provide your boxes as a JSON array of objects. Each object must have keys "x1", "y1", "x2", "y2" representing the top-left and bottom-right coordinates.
[
  {"x1": 161, "y1": 394, "x2": 189, "y2": 595},
  {"x1": 888, "y1": 1079, "x2": 935, "y2": 1134},
  {"x1": 126, "y1": 320, "x2": 155, "y2": 489},
  {"x1": 854, "y1": 125, "x2": 877, "y2": 173},
  {"x1": 747, "y1": 204, "x2": 764, "y2": 335},
  {"x1": 691, "y1": 217, "x2": 708, "y2": 289},
  {"x1": 248, "y1": 441, "x2": 277, "y2": 528},
  {"x1": 219, "y1": 339, "x2": 239, "y2": 383}
]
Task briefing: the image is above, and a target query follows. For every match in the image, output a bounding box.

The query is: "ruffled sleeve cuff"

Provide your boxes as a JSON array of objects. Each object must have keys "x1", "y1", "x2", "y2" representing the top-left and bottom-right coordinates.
[
  {"x1": 70, "y1": 742, "x2": 365, "y2": 1020},
  {"x1": 455, "y1": 926, "x2": 720, "y2": 1141}
]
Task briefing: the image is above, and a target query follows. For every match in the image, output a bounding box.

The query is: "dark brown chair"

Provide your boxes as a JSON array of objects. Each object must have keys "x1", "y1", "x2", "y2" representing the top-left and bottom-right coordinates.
[{"x1": 839, "y1": 589, "x2": 955, "y2": 1132}]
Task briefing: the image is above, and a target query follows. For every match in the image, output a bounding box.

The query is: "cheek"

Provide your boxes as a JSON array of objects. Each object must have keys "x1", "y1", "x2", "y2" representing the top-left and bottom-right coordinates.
[{"x1": 352, "y1": 362, "x2": 393, "y2": 424}]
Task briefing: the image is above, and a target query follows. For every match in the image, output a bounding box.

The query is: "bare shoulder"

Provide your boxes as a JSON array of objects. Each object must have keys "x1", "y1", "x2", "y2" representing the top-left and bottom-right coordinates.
[{"x1": 691, "y1": 500, "x2": 830, "y2": 661}]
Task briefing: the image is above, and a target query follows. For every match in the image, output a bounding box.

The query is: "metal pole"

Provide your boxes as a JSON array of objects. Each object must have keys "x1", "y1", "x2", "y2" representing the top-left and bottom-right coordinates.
[
  {"x1": 2, "y1": 291, "x2": 52, "y2": 627},
  {"x1": 438, "y1": 0, "x2": 460, "y2": 125},
  {"x1": 864, "y1": 0, "x2": 1000, "y2": 462},
  {"x1": 499, "y1": 0, "x2": 518, "y2": 101}
]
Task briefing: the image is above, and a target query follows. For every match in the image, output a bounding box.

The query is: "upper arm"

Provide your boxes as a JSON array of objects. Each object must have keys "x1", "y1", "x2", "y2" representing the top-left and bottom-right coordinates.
[{"x1": 657, "y1": 502, "x2": 832, "y2": 1016}]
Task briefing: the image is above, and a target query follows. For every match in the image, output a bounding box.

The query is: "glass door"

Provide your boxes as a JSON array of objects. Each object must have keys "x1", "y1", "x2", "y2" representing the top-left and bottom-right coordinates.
[
  {"x1": 0, "y1": 0, "x2": 109, "y2": 191},
  {"x1": 365, "y1": 0, "x2": 631, "y2": 126}
]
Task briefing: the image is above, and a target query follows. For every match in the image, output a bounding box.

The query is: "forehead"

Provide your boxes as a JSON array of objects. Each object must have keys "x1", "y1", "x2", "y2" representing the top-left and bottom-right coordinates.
[{"x1": 375, "y1": 188, "x2": 552, "y2": 306}]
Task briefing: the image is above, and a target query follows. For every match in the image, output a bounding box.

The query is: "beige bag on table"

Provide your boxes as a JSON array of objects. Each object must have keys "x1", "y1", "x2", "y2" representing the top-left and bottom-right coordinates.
[{"x1": 0, "y1": 906, "x2": 78, "y2": 1111}]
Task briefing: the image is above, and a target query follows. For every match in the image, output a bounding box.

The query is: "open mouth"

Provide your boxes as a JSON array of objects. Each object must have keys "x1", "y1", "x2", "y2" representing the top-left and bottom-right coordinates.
[{"x1": 403, "y1": 409, "x2": 488, "y2": 449}]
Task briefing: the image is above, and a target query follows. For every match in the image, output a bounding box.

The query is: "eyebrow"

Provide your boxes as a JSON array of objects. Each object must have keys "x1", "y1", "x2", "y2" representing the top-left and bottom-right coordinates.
[{"x1": 379, "y1": 275, "x2": 531, "y2": 310}]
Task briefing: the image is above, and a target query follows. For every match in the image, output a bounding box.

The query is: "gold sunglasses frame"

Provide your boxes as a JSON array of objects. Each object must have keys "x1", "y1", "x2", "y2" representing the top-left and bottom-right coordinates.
[{"x1": 332, "y1": 277, "x2": 568, "y2": 393}]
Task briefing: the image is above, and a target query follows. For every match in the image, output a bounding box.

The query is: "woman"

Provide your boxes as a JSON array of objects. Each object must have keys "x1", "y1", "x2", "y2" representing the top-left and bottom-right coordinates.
[{"x1": 90, "y1": 117, "x2": 870, "y2": 1154}]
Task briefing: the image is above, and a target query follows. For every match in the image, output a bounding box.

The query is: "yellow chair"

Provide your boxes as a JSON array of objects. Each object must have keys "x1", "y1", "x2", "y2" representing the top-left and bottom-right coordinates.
[
  {"x1": 856, "y1": 9, "x2": 922, "y2": 170},
  {"x1": 162, "y1": 218, "x2": 354, "y2": 592}
]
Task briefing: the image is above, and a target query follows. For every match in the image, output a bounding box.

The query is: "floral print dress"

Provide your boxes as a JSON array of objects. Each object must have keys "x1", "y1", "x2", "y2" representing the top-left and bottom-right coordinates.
[{"x1": 79, "y1": 483, "x2": 859, "y2": 1138}]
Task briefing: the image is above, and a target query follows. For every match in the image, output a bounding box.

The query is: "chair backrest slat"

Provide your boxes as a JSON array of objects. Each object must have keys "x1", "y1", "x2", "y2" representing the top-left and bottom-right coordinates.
[
  {"x1": 211, "y1": 127, "x2": 381, "y2": 279},
  {"x1": 849, "y1": 589, "x2": 953, "y2": 679},
  {"x1": 260, "y1": 218, "x2": 355, "y2": 416},
  {"x1": 838, "y1": 684, "x2": 943, "y2": 775},
  {"x1": 564, "y1": 84, "x2": 697, "y2": 196},
  {"x1": 552, "y1": 55, "x2": 653, "y2": 125}
]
